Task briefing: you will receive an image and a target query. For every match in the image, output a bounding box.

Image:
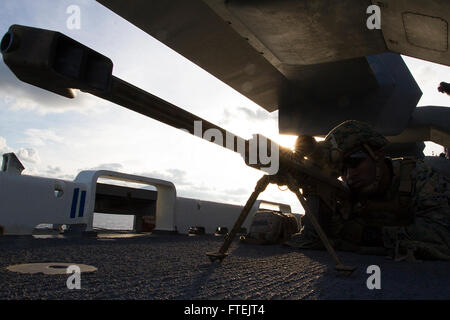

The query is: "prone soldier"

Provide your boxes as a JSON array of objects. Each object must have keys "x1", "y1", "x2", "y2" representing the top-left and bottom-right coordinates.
[{"x1": 286, "y1": 120, "x2": 450, "y2": 261}]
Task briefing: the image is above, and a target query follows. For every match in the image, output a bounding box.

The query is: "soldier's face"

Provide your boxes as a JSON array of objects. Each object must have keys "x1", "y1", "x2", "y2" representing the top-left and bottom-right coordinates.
[{"x1": 341, "y1": 151, "x2": 376, "y2": 191}]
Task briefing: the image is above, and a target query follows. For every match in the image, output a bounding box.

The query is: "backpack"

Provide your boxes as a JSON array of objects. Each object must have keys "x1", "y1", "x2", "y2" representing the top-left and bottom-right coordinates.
[{"x1": 240, "y1": 209, "x2": 299, "y2": 245}]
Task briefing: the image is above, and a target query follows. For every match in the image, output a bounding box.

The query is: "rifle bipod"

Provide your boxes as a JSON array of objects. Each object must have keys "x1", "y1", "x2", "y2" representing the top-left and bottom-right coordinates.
[
  {"x1": 206, "y1": 174, "x2": 356, "y2": 274},
  {"x1": 206, "y1": 174, "x2": 271, "y2": 263}
]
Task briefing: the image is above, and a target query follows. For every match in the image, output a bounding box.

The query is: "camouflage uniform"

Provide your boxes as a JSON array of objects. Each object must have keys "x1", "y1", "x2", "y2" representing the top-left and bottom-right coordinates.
[
  {"x1": 381, "y1": 160, "x2": 450, "y2": 260},
  {"x1": 287, "y1": 120, "x2": 450, "y2": 260}
]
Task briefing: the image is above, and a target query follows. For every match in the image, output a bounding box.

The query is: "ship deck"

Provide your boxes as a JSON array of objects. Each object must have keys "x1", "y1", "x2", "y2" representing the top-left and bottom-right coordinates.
[{"x1": 1, "y1": 232, "x2": 450, "y2": 300}]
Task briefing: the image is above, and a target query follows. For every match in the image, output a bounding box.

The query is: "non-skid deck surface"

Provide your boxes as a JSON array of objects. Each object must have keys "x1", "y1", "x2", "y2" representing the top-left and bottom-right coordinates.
[{"x1": 1, "y1": 233, "x2": 449, "y2": 300}]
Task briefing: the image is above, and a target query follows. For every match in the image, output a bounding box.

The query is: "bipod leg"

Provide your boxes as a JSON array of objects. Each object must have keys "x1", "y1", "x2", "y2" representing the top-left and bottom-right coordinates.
[
  {"x1": 292, "y1": 190, "x2": 356, "y2": 274},
  {"x1": 207, "y1": 175, "x2": 271, "y2": 263}
]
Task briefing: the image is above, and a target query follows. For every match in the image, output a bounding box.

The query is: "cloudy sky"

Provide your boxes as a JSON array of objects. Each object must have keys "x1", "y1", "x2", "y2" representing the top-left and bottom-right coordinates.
[{"x1": 1, "y1": 0, "x2": 449, "y2": 214}]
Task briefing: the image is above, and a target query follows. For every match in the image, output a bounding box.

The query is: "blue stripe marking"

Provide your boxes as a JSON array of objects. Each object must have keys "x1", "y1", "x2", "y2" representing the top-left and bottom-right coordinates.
[
  {"x1": 78, "y1": 190, "x2": 86, "y2": 218},
  {"x1": 70, "y1": 188, "x2": 80, "y2": 219}
]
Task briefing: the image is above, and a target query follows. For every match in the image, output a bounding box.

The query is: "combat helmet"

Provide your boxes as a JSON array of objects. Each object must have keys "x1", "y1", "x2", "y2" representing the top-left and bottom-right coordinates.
[
  {"x1": 325, "y1": 120, "x2": 389, "y2": 194},
  {"x1": 325, "y1": 120, "x2": 388, "y2": 157}
]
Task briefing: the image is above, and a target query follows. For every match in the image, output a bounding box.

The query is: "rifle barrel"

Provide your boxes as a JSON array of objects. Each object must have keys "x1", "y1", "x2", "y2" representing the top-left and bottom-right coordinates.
[{"x1": 1, "y1": 24, "x2": 351, "y2": 199}]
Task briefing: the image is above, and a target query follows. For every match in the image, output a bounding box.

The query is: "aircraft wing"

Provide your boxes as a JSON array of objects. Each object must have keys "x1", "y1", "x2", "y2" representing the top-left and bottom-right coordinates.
[{"x1": 96, "y1": 0, "x2": 449, "y2": 144}]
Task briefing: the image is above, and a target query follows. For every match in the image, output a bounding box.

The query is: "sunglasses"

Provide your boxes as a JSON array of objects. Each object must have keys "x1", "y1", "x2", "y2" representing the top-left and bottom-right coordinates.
[{"x1": 342, "y1": 151, "x2": 368, "y2": 170}]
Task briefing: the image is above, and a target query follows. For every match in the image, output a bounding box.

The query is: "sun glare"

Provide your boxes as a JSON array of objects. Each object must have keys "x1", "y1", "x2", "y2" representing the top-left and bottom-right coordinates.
[
  {"x1": 273, "y1": 135, "x2": 325, "y2": 150},
  {"x1": 274, "y1": 134, "x2": 297, "y2": 149}
]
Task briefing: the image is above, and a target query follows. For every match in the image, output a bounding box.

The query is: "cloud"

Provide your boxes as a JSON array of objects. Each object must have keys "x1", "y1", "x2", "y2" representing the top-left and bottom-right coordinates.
[
  {"x1": 16, "y1": 147, "x2": 40, "y2": 164},
  {"x1": 176, "y1": 184, "x2": 253, "y2": 205},
  {"x1": 39, "y1": 165, "x2": 73, "y2": 180},
  {"x1": 88, "y1": 163, "x2": 124, "y2": 171},
  {"x1": 136, "y1": 168, "x2": 192, "y2": 188},
  {"x1": 220, "y1": 106, "x2": 277, "y2": 126},
  {"x1": 237, "y1": 106, "x2": 277, "y2": 122},
  {"x1": 134, "y1": 168, "x2": 254, "y2": 204},
  {"x1": 44, "y1": 165, "x2": 62, "y2": 175},
  {"x1": 0, "y1": 136, "x2": 40, "y2": 164},
  {"x1": 0, "y1": 136, "x2": 13, "y2": 155},
  {"x1": 23, "y1": 128, "x2": 64, "y2": 146},
  {"x1": 0, "y1": 62, "x2": 109, "y2": 115},
  {"x1": 39, "y1": 165, "x2": 75, "y2": 180},
  {"x1": 224, "y1": 187, "x2": 251, "y2": 196},
  {"x1": 131, "y1": 169, "x2": 248, "y2": 203}
]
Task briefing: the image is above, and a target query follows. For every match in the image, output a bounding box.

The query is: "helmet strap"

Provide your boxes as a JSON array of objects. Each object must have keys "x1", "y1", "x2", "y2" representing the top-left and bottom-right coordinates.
[{"x1": 359, "y1": 144, "x2": 384, "y2": 195}]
